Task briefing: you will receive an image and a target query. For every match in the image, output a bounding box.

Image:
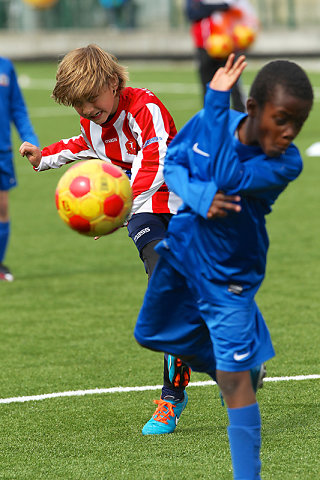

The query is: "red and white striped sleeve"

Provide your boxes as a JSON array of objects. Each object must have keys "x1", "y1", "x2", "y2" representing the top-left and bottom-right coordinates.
[
  {"x1": 36, "y1": 125, "x2": 99, "y2": 171},
  {"x1": 127, "y1": 97, "x2": 177, "y2": 214}
]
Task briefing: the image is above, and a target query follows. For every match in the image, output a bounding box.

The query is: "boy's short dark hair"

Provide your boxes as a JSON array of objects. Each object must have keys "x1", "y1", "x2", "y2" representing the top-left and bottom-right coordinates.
[{"x1": 249, "y1": 60, "x2": 314, "y2": 107}]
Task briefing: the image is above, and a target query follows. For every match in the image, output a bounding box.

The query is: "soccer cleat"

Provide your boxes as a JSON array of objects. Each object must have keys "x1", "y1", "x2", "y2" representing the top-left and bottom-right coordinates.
[
  {"x1": 250, "y1": 363, "x2": 266, "y2": 392},
  {"x1": 0, "y1": 263, "x2": 14, "y2": 282},
  {"x1": 167, "y1": 355, "x2": 191, "y2": 388},
  {"x1": 142, "y1": 391, "x2": 188, "y2": 435}
]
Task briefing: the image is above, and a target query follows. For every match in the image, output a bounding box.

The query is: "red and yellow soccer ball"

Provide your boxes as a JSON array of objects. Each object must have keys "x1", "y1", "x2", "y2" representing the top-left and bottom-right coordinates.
[
  {"x1": 232, "y1": 24, "x2": 256, "y2": 50},
  {"x1": 205, "y1": 4, "x2": 258, "y2": 59},
  {"x1": 55, "y1": 160, "x2": 133, "y2": 237},
  {"x1": 205, "y1": 32, "x2": 234, "y2": 59},
  {"x1": 23, "y1": 0, "x2": 58, "y2": 8}
]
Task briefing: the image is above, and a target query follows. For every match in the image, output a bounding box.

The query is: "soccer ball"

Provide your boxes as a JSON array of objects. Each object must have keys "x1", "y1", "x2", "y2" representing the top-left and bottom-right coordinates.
[
  {"x1": 55, "y1": 160, "x2": 133, "y2": 237},
  {"x1": 232, "y1": 24, "x2": 256, "y2": 50},
  {"x1": 23, "y1": 0, "x2": 58, "y2": 8},
  {"x1": 205, "y1": 33, "x2": 234, "y2": 59}
]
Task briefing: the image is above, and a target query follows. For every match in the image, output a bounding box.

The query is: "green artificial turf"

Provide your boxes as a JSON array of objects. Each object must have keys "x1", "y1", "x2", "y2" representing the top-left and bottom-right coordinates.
[{"x1": 0, "y1": 59, "x2": 319, "y2": 479}]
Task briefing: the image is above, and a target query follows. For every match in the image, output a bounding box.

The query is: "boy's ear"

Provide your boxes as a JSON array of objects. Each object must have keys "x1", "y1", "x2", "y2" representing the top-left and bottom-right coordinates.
[
  {"x1": 110, "y1": 75, "x2": 119, "y2": 94},
  {"x1": 246, "y1": 97, "x2": 258, "y2": 117}
]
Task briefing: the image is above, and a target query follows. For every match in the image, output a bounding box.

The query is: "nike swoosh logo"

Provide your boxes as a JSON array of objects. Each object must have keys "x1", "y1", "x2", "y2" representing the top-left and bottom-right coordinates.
[
  {"x1": 192, "y1": 142, "x2": 210, "y2": 157},
  {"x1": 233, "y1": 351, "x2": 250, "y2": 361}
]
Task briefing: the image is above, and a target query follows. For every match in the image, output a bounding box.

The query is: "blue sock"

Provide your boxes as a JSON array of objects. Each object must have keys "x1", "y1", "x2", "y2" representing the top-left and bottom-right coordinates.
[
  {"x1": 227, "y1": 403, "x2": 261, "y2": 480},
  {"x1": 0, "y1": 221, "x2": 10, "y2": 263}
]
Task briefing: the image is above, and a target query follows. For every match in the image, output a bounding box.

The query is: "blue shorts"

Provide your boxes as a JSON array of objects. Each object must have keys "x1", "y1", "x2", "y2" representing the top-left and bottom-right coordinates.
[
  {"x1": 127, "y1": 213, "x2": 173, "y2": 254},
  {"x1": 0, "y1": 155, "x2": 16, "y2": 190},
  {"x1": 135, "y1": 257, "x2": 275, "y2": 374}
]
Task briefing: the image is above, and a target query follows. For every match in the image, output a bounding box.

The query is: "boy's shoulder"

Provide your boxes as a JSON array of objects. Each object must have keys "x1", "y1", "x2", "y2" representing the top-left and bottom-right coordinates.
[
  {"x1": 120, "y1": 86, "x2": 169, "y2": 113},
  {"x1": 228, "y1": 109, "x2": 247, "y2": 133},
  {"x1": 172, "y1": 107, "x2": 245, "y2": 146},
  {"x1": 0, "y1": 57, "x2": 13, "y2": 70},
  {"x1": 0, "y1": 58, "x2": 14, "y2": 85}
]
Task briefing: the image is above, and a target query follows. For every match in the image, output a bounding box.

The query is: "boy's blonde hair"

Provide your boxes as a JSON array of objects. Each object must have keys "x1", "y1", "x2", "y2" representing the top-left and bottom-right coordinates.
[{"x1": 52, "y1": 44, "x2": 129, "y2": 106}]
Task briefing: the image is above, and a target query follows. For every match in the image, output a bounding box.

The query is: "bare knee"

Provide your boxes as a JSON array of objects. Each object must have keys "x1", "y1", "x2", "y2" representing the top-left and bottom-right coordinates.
[
  {"x1": 217, "y1": 370, "x2": 242, "y2": 395},
  {"x1": 216, "y1": 369, "x2": 256, "y2": 408},
  {"x1": 0, "y1": 191, "x2": 9, "y2": 221}
]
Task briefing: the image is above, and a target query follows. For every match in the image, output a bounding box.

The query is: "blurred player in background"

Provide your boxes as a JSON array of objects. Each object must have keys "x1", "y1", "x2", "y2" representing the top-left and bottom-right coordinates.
[
  {"x1": 135, "y1": 54, "x2": 313, "y2": 477},
  {"x1": 19, "y1": 44, "x2": 240, "y2": 435},
  {"x1": 185, "y1": 0, "x2": 248, "y2": 111},
  {"x1": 0, "y1": 56, "x2": 39, "y2": 282}
]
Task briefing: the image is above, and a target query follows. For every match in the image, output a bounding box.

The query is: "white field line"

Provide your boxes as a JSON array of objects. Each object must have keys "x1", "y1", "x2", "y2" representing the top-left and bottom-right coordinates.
[
  {"x1": 0, "y1": 374, "x2": 319, "y2": 405},
  {"x1": 26, "y1": 89, "x2": 320, "y2": 119}
]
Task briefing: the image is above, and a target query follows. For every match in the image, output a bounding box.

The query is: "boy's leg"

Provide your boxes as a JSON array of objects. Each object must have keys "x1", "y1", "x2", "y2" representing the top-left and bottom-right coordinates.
[
  {"x1": 140, "y1": 241, "x2": 191, "y2": 434},
  {"x1": 217, "y1": 370, "x2": 261, "y2": 480},
  {"x1": 163, "y1": 353, "x2": 191, "y2": 398},
  {"x1": 0, "y1": 190, "x2": 13, "y2": 282},
  {"x1": 0, "y1": 164, "x2": 16, "y2": 281},
  {"x1": 127, "y1": 214, "x2": 191, "y2": 434},
  {"x1": 135, "y1": 256, "x2": 217, "y2": 436},
  {"x1": 197, "y1": 297, "x2": 274, "y2": 479}
]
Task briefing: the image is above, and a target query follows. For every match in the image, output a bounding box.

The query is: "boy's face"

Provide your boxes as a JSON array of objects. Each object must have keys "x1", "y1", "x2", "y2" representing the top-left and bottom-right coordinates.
[
  {"x1": 247, "y1": 85, "x2": 312, "y2": 157},
  {"x1": 73, "y1": 85, "x2": 119, "y2": 125}
]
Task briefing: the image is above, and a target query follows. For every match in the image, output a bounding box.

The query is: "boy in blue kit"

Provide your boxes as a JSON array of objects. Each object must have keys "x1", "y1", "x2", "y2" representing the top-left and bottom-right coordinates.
[
  {"x1": 0, "y1": 56, "x2": 39, "y2": 281},
  {"x1": 135, "y1": 54, "x2": 313, "y2": 478}
]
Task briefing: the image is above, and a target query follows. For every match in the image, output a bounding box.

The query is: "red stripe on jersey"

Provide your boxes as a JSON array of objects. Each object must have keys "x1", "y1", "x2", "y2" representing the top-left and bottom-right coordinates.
[
  {"x1": 152, "y1": 190, "x2": 170, "y2": 213},
  {"x1": 81, "y1": 117, "x2": 93, "y2": 146},
  {"x1": 42, "y1": 135, "x2": 89, "y2": 156},
  {"x1": 103, "y1": 124, "x2": 123, "y2": 161}
]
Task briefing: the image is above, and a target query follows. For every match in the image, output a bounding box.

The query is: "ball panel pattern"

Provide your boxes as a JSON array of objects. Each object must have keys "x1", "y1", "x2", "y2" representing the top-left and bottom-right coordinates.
[
  {"x1": 102, "y1": 162, "x2": 123, "y2": 178},
  {"x1": 69, "y1": 176, "x2": 91, "y2": 198},
  {"x1": 55, "y1": 160, "x2": 133, "y2": 237},
  {"x1": 103, "y1": 194, "x2": 124, "y2": 217}
]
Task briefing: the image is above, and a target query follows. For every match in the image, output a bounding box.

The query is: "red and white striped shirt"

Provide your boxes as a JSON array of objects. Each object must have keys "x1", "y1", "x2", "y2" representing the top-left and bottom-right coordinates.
[
  {"x1": 38, "y1": 87, "x2": 182, "y2": 215},
  {"x1": 191, "y1": 15, "x2": 217, "y2": 49}
]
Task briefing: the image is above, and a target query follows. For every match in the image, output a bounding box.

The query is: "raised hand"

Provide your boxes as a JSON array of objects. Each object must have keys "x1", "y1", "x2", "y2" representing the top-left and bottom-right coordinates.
[{"x1": 209, "y1": 54, "x2": 247, "y2": 92}]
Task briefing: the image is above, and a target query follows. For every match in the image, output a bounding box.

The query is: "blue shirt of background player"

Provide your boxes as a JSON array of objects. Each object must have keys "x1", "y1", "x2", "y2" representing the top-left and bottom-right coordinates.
[{"x1": 0, "y1": 57, "x2": 39, "y2": 184}]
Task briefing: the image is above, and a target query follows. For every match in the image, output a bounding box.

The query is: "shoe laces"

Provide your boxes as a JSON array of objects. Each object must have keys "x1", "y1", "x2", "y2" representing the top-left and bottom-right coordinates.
[{"x1": 152, "y1": 399, "x2": 176, "y2": 424}]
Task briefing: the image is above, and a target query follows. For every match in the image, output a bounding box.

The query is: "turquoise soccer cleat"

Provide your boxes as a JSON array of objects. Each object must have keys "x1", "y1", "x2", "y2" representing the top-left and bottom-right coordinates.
[{"x1": 142, "y1": 391, "x2": 188, "y2": 435}]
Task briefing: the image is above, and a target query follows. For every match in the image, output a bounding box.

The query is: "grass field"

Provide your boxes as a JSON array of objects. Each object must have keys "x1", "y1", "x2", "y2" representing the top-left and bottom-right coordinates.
[{"x1": 0, "y1": 59, "x2": 319, "y2": 479}]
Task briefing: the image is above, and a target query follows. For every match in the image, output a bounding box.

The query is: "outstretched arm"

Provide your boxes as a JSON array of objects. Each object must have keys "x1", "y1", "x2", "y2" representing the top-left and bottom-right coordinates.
[
  {"x1": 205, "y1": 55, "x2": 245, "y2": 217},
  {"x1": 20, "y1": 129, "x2": 98, "y2": 172},
  {"x1": 164, "y1": 54, "x2": 247, "y2": 218},
  {"x1": 209, "y1": 53, "x2": 247, "y2": 92}
]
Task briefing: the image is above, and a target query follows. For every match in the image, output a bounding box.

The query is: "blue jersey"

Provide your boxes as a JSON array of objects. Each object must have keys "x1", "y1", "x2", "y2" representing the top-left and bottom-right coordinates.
[
  {"x1": 185, "y1": 0, "x2": 229, "y2": 22},
  {"x1": 156, "y1": 88, "x2": 303, "y2": 302},
  {"x1": 0, "y1": 57, "x2": 38, "y2": 157}
]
